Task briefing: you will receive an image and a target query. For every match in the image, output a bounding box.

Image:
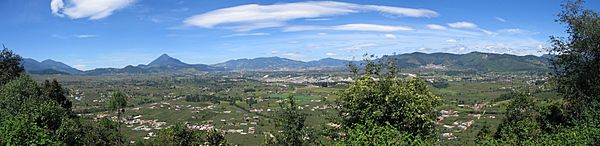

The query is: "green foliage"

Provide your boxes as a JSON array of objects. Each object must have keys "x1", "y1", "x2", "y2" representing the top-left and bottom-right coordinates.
[
  {"x1": 84, "y1": 118, "x2": 125, "y2": 145},
  {"x1": 0, "y1": 47, "x2": 24, "y2": 86},
  {"x1": 494, "y1": 94, "x2": 543, "y2": 144},
  {"x1": 42, "y1": 79, "x2": 72, "y2": 110},
  {"x1": 430, "y1": 78, "x2": 449, "y2": 88},
  {"x1": 0, "y1": 47, "x2": 123, "y2": 145},
  {"x1": 0, "y1": 75, "x2": 43, "y2": 115},
  {"x1": 205, "y1": 129, "x2": 228, "y2": 146},
  {"x1": 549, "y1": 0, "x2": 600, "y2": 124},
  {"x1": 109, "y1": 90, "x2": 128, "y2": 112},
  {"x1": 338, "y1": 76, "x2": 441, "y2": 138},
  {"x1": 154, "y1": 123, "x2": 227, "y2": 146},
  {"x1": 475, "y1": 123, "x2": 493, "y2": 145},
  {"x1": 154, "y1": 123, "x2": 200, "y2": 146},
  {"x1": 108, "y1": 90, "x2": 128, "y2": 135},
  {"x1": 0, "y1": 115, "x2": 55, "y2": 145},
  {"x1": 268, "y1": 95, "x2": 315, "y2": 146},
  {"x1": 333, "y1": 121, "x2": 431, "y2": 145},
  {"x1": 334, "y1": 55, "x2": 440, "y2": 144}
]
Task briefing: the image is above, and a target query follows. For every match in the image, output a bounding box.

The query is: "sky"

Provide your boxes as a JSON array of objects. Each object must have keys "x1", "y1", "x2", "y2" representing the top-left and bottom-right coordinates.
[{"x1": 1, "y1": 0, "x2": 598, "y2": 70}]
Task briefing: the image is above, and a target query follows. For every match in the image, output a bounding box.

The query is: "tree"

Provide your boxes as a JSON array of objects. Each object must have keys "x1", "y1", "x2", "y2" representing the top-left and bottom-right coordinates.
[
  {"x1": 269, "y1": 95, "x2": 315, "y2": 146},
  {"x1": 333, "y1": 121, "x2": 430, "y2": 145},
  {"x1": 0, "y1": 47, "x2": 24, "y2": 86},
  {"x1": 0, "y1": 115, "x2": 55, "y2": 145},
  {"x1": 335, "y1": 55, "x2": 441, "y2": 144},
  {"x1": 153, "y1": 123, "x2": 213, "y2": 146},
  {"x1": 475, "y1": 123, "x2": 493, "y2": 145},
  {"x1": 548, "y1": 0, "x2": 600, "y2": 124},
  {"x1": 205, "y1": 129, "x2": 227, "y2": 146},
  {"x1": 108, "y1": 90, "x2": 127, "y2": 136},
  {"x1": 0, "y1": 47, "x2": 122, "y2": 145},
  {"x1": 42, "y1": 79, "x2": 72, "y2": 110},
  {"x1": 494, "y1": 94, "x2": 543, "y2": 144}
]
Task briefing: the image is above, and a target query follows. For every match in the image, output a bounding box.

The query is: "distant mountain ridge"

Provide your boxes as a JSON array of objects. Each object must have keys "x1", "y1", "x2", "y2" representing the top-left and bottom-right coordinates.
[
  {"x1": 212, "y1": 57, "x2": 348, "y2": 71},
  {"x1": 21, "y1": 58, "x2": 83, "y2": 75},
  {"x1": 21, "y1": 52, "x2": 552, "y2": 75},
  {"x1": 380, "y1": 52, "x2": 550, "y2": 72},
  {"x1": 84, "y1": 54, "x2": 224, "y2": 75}
]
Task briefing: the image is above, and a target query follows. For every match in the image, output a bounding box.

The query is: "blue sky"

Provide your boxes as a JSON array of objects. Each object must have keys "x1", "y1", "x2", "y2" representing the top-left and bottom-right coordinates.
[{"x1": 1, "y1": 0, "x2": 598, "y2": 70}]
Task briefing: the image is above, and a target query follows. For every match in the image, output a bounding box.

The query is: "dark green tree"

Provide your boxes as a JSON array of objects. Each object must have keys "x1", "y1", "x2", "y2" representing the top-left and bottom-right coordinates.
[
  {"x1": 334, "y1": 55, "x2": 440, "y2": 144},
  {"x1": 269, "y1": 95, "x2": 315, "y2": 146},
  {"x1": 108, "y1": 90, "x2": 128, "y2": 138},
  {"x1": 205, "y1": 129, "x2": 227, "y2": 146},
  {"x1": 154, "y1": 123, "x2": 208, "y2": 146},
  {"x1": 475, "y1": 123, "x2": 493, "y2": 145},
  {"x1": 548, "y1": 0, "x2": 600, "y2": 125},
  {"x1": 42, "y1": 79, "x2": 72, "y2": 110},
  {"x1": 494, "y1": 94, "x2": 543, "y2": 144},
  {"x1": 334, "y1": 121, "x2": 429, "y2": 145},
  {"x1": 0, "y1": 47, "x2": 24, "y2": 86},
  {"x1": 338, "y1": 61, "x2": 441, "y2": 138}
]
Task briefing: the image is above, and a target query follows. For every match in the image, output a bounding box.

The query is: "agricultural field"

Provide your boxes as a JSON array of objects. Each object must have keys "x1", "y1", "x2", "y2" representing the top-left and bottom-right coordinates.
[{"x1": 31, "y1": 71, "x2": 554, "y2": 145}]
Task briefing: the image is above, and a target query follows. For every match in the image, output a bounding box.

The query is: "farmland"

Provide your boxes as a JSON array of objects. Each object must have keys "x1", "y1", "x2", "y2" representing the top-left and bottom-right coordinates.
[{"x1": 30, "y1": 71, "x2": 554, "y2": 145}]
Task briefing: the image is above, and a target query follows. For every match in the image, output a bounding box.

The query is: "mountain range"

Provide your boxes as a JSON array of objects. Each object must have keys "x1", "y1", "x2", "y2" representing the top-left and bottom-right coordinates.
[{"x1": 21, "y1": 52, "x2": 552, "y2": 75}]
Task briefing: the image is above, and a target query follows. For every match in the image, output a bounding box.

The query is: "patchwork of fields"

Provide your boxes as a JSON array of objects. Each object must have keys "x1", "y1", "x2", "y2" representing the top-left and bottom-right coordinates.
[{"x1": 32, "y1": 71, "x2": 554, "y2": 145}]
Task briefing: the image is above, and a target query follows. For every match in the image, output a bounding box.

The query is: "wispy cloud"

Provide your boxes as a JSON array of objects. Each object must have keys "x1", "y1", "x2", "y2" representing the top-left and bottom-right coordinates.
[
  {"x1": 282, "y1": 52, "x2": 304, "y2": 59},
  {"x1": 51, "y1": 0, "x2": 136, "y2": 20},
  {"x1": 426, "y1": 24, "x2": 447, "y2": 30},
  {"x1": 284, "y1": 24, "x2": 413, "y2": 32},
  {"x1": 223, "y1": 32, "x2": 270, "y2": 37},
  {"x1": 448, "y1": 21, "x2": 478, "y2": 29},
  {"x1": 383, "y1": 34, "x2": 397, "y2": 38},
  {"x1": 183, "y1": 1, "x2": 437, "y2": 31},
  {"x1": 74, "y1": 34, "x2": 97, "y2": 38},
  {"x1": 495, "y1": 17, "x2": 507, "y2": 22},
  {"x1": 342, "y1": 43, "x2": 380, "y2": 51},
  {"x1": 446, "y1": 39, "x2": 457, "y2": 43},
  {"x1": 448, "y1": 21, "x2": 496, "y2": 35},
  {"x1": 304, "y1": 18, "x2": 332, "y2": 21},
  {"x1": 498, "y1": 28, "x2": 527, "y2": 34},
  {"x1": 73, "y1": 64, "x2": 87, "y2": 70},
  {"x1": 417, "y1": 47, "x2": 430, "y2": 51},
  {"x1": 326, "y1": 52, "x2": 337, "y2": 56}
]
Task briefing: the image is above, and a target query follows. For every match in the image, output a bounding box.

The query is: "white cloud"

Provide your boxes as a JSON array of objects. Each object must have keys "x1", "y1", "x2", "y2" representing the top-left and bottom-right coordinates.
[
  {"x1": 342, "y1": 43, "x2": 379, "y2": 51},
  {"x1": 383, "y1": 34, "x2": 397, "y2": 38},
  {"x1": 426, "y1": 24, "x2": 447, "y2": 30},
  {"x1": 326, "y1": 52, "x2": 337, "y2": 56},
  {"x1": 183, "y1": 1, "x2": 437, "y2": 31},
  {"x1": 334, "y1": 24, "x2": 413, "y2": 31},
  {"x1": 446, "y1": 39, "x2": 457, "y2": 43},
  {"x1": 73, "y1": 64, "x2": 87, "y2": 70},
  {"x1": 51, "y1": 0, "x2": 136, "y2": 20},
  {"x1": 448, "y1": 21, "x2": 478, "y2": 29},
  {"x1": 448, "y1": 21, "x2": 496, "y2": 35},
  {"x1": 284, "y1": 24, "x2": 413, "y2": 32},
  {"x1": 417, "y1": 47, "x2": 430, "y2": 51},
  {"x1": 498, "y1": 28, "x2": 526, "y2": 34},
  {"x1": 365, "y1": 5, "x2": 438, "y2": 17},
  {"x1": 223, "y1": 32, "x2": 270, "y2": 37},
  {"x1": 305, "y1": 18, "x2": 331, "y2": 21},
  {"x1": 74, "y1": 34, "x2": 96, "y2": 38},
  {"x1": 495, "y1": 17, "x2": 507, "y2": 22},
  {"x1": 282, "y1": 52, "x2": 303, "y2": 59}
]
